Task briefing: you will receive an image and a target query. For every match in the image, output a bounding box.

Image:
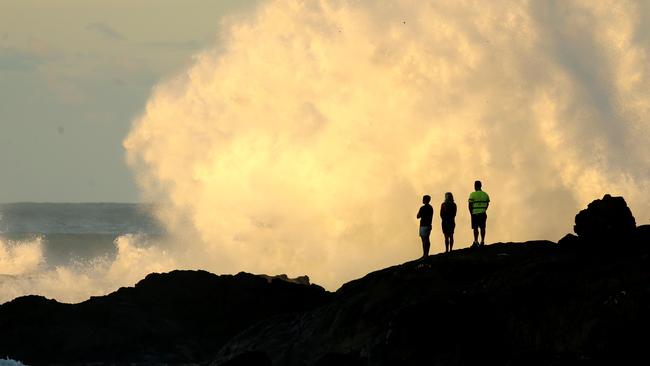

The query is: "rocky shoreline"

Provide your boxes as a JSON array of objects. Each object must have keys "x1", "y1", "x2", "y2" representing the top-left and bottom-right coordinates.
[{"x1": 1, "y1": 195, "x2": 648, "y2": 365}]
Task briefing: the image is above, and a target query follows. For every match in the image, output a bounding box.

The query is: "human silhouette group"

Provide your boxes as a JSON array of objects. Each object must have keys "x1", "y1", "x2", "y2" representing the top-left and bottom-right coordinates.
[{"x1": 417, "y1": 180, "x2": 490, "y2": 257}]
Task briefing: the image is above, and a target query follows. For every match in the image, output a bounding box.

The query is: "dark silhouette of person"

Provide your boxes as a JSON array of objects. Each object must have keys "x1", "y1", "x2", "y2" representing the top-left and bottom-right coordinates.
[
  {"x1": 416, "y1": 195, "x2": 433, "y2": 258},
  {"x1": 468, "y1": 180, "x2": 490, "y2": 247},
  {"x1": 440, "y1": 192, "x2": 457, "y2": 253}
]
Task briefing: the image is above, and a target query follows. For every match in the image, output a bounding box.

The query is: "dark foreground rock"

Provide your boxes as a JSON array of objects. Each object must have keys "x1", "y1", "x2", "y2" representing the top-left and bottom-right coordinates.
[
  {"x1": 211, "y1": 196, "x2": 649, "y2": 365},
  {"x1": 213, "y1": 235, "x2": 650, "y2": 366},
  {"x1": 0, "y1": 270, "x2": 330, "y2": 365},
  {"x1": 568, "y1": 194, "x2": 637, "y2": 247}
]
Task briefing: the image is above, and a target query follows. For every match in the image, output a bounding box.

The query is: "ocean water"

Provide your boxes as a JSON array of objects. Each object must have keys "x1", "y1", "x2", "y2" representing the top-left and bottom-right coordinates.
[
  {"x1": 0, "y1": 358, "x2": 25, "y2": 366},
  {"x1": 0, "y1": 203, "x2": 179, "y2": 304},
  {"x1": 0, "y1": 203, "x2": 162, "y2": 268}
]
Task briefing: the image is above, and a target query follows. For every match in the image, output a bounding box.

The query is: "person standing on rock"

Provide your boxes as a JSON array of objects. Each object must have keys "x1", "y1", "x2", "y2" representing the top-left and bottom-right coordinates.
[
  {"x1": 468, "y1": 180, "x2": 490, "y2": 247},
  {"x1": 417, "y1": 195, "x2": 434, "y2": 258},
  {"x1": 440, "y1": 192, "x2": 457, "y2": 253}
]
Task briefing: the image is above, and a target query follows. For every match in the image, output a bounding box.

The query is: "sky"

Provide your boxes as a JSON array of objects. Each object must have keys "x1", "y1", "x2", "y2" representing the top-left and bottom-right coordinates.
[{"x1": 0, "y1": 0, "x2": 258, "y2": 203}]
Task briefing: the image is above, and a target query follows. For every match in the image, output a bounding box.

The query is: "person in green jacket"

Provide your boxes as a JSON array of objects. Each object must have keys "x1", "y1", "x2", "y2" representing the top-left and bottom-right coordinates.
[{"x1": 468, "y1": 180, "x2": 490, "y2": 247}]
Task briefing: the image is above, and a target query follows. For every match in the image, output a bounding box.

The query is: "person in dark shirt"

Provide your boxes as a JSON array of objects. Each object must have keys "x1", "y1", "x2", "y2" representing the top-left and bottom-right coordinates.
[
  {"x1": 416, "y1": 195, "x2": 434, "y2": 258},
  {"x1": 440, "y1": 192, "x2": 457, "y2": 253}
]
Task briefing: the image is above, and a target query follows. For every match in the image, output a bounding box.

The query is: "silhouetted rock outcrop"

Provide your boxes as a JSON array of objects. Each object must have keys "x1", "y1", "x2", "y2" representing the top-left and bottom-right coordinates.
[
  {"x1": 259, "y1": 273, "x2": 311, "y2": 285},
  {"x1": 559, "y1": 194, "x2": 639, "y2": 250},
  {"x1": 575, "y1": 194, "x2": 636, "y2": 242},
  {"x1": 0, "y1": 270, "x2": 329, "y2": 365},
  {"x1": 213, "y1": 239, "x2": 650, "y2": 366}
]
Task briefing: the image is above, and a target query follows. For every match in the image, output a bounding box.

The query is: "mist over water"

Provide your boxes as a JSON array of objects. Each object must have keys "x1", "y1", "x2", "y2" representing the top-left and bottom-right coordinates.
[
  {"x1": 0, "y1": 204, "x2": 168, "y2": 303},
  {"x1": 2, "y1": 0, "x2": 649, "y2": 303}
]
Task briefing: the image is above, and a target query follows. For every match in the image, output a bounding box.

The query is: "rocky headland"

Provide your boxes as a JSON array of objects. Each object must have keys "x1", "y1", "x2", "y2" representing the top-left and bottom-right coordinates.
[{"x1": 1, "y1": 195, "x2": 648, "y2": 365}]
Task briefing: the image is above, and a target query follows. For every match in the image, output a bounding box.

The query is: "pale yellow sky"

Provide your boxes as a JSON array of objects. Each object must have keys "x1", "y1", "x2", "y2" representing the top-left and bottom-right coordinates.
[{"x1": 2, "y1": 0, "x2": 259, "y2": 71}]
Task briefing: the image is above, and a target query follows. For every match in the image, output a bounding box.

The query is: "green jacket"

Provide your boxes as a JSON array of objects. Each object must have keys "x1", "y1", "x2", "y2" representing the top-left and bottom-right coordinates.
[{"x1": 468, "y1": 190, "x2": 490, "y2": 214}]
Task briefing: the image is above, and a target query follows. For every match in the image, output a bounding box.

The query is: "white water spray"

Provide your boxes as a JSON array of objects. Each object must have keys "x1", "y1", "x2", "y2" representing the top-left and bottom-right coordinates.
[{"x1": 123, "y1": 0, "x2": 650, "y2": 289}]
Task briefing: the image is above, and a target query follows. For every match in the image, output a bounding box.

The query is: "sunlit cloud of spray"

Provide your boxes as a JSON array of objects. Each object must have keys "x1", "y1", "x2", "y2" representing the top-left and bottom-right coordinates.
[{"x1": 122, "y1": 0, "x2": 650, "y2": 290}]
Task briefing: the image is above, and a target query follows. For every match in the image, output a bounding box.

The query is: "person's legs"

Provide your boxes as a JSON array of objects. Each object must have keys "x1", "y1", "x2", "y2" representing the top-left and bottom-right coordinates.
[
  {"x1": 449, "y1": 234, "x2": 454, "y2": 251},
  {"x1": 422, "y1": 236, "x2": 430, "y2": 257},
  {"x1": 420, "y1": 236, "x2": 425, "y2": 257},
  {"x1": 479, "y1": 214, "x2": 487, "y2": 246},
  {"x1": 442, "y1": 222, "x2": 448, "y2": 252},
  {"x1": 420, "y1": 226, "x2": 431, "y2": 257},
  {"x1": 471, "y1": 214, "x2": 479, "y2": 246}
]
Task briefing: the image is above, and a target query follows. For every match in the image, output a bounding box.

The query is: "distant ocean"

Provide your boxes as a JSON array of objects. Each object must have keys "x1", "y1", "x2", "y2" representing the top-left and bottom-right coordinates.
[{"x1": 0, "y1": 203, "x2": 162, "y2": 268}]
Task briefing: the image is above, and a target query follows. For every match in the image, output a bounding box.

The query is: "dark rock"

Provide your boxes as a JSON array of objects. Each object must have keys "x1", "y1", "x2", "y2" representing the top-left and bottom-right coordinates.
[
  {"x1": 213, "y1": 240, "x2": 650, "y2": 366},
  {"x1": 217, "y1": 351, "x2": 271, "y2": 366},
  {"x1": 314, "y1": 352, "x2": 366, "y2": 366},
  {"x1": 259, "y1": 273, "x2": 311, "y2": 285},
  {"x1": 634, "y1": 225, "x2": 650, "y2": 245},
  {"x1": 574, "y1": 194, "x2": 636, "y2": 245},
  {"x1": 558, "y1": 233, "x2": 579, "y2": 247},
  {"x1": 0, "y1": 270, "x2": 330, "y2": 365}
]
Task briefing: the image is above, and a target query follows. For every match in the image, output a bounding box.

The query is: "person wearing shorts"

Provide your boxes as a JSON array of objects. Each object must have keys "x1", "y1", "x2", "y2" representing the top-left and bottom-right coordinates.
[
  {"x1": 417, "y1": 195, "x2": 433, "y2": 258},
  {"x1": 440, "y1": 192, "x2": 457, "y2": 253},
  {"x1": 468, "y1": 180, "x2": 490, "y2": 247}
]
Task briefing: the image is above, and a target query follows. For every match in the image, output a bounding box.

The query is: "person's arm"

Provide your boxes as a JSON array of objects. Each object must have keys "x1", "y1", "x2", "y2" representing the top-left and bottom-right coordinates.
[
  {"x1": 440, "y1": 204, "x2": 445, "y2": 219},
  {"x1": 468, "y1": 200, "x2": 473, "y2": 214},
  {"x1": 417, "y1": 207, "x2": 422, "y2": 219}
]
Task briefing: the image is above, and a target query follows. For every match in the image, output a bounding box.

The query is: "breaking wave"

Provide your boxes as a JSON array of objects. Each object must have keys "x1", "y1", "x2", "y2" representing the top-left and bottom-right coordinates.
[{"x1": 124, "y1": 0, "x2": 650, "y2": 289}]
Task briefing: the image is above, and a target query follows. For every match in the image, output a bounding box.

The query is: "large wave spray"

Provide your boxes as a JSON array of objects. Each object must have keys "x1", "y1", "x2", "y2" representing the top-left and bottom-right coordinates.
[
  {"x1": 1, "y1": 1, "x2": 647, "y2": 303},
  {"x1": 124, "y1": 0, "x2": 649, "y2": 289}
]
